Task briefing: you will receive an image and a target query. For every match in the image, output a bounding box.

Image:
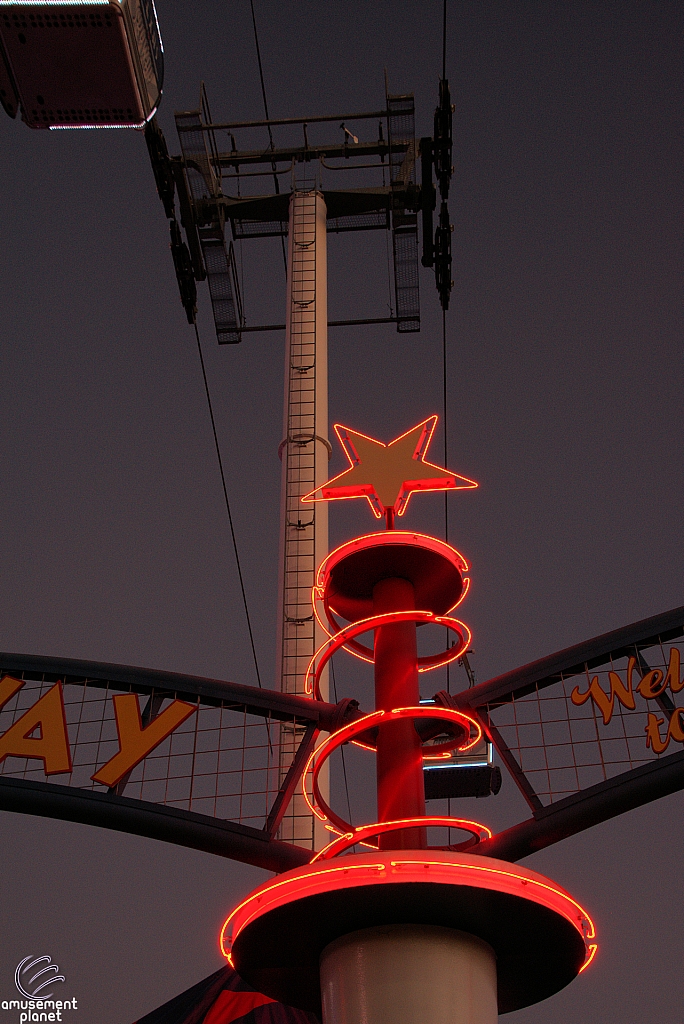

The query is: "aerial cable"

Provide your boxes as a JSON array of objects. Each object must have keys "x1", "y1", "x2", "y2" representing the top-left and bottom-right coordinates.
[
  {"x1": 443, "y1": 307, "x2": 449, "y2": 547},
  {"x1": 193, "y1": 321, "x2": 264, "y2": 689},
  {"x1": 439, "y1": 2, "x2": 473, "y2": 707},
  {"x1": 442, "y1": 305, "x2": 453, "y2": 822},
  {"x1": 443, "y1": 307, "x2": 452, "y2": 699},
  {"x1": 249, "y1": 0, "x2": 288, "y2": 277},
  {"x1": 441, "y1": 0, "x2": 451, "y2": 693},
  {"x1": 441, "y1": 3, "x2": 455, "y2": 821}
]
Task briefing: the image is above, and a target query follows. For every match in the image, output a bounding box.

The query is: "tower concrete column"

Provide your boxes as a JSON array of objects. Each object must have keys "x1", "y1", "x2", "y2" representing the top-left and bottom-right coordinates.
[{"x1": 276, "y1": 189, "x2": 329, "y2": 849}]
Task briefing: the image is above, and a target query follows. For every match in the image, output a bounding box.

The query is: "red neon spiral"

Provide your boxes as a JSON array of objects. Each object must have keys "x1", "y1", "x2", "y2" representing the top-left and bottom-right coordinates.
[
  {"x1": 301, "y1": 706, "x2": 483, "y2": 838},
  {"x1": 304, "y1": 610, "x2": 471, "y2": 699},
  {"x1": 316, "y1": 577, "x2": 471, "y2": 668},
  {"x1": 311, "y1": 530, "x2": 472, "y2": 672},
  {"x1": 312, "y1": 816, "x2": 493, "y2": 861},
  {"x1": 300, "y1": 529, "x2": 489, "y2": 863}
]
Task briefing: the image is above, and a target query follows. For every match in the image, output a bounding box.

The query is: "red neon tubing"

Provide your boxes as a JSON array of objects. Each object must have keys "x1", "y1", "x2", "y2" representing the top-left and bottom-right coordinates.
[
  {"x1": 311, "y1": 815, "x2": 493, "y2": 862},
  {"x1": 219, "y1": 851, "x2": 597, "y2": 974},
  {"x1": 302, "y1": 706, "x2": 482, "y2": 835},
  {"x1": 315, "y1": 531, "x2": 470, "y2": 586},
  {"x1": 301, "y1": 420, "x2": 479, "y2": 519},
  {"x1": 312, "y1": 531, "x2": 471, "y2": 666},
  {"x1": 304, "y1": 610, "x2": 471, "y2": 699},
  {"x1": 316, "y1": 576, "x2": 472, "y2": 667}
]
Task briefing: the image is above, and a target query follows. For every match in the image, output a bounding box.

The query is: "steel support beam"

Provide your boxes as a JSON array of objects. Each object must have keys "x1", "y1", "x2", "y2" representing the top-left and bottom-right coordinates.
[
  {"x1": 458, "y1": 604, "x2": 684, "y2": 710},
  {"x1": 177, "y1": 110, "x2": 388, "y2": 132},
  {"x1": 264, "y1": 723, "x2": 319, "y2": 840},
  {"x1": 0, "y1": 651, "x2": 356, "y2": 729},
  {"x1": 215, "y1": 142, "x2": 395, "y2": 167},
  {"x1": 0, "y1": 777, "x2": 311, "y2": 873},
  {"x1": 478, "y1": 748, "x2": 684, "y2": 862}
]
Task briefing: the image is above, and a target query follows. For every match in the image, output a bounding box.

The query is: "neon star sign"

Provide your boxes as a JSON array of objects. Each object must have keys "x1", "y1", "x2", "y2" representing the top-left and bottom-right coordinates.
[{"x1": 302, "y1": 415, "x2": 477, "y2": 520}]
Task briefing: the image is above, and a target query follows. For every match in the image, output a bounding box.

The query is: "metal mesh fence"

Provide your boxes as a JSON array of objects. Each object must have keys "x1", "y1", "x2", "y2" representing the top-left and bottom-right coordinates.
[
  {"x1": 0, "y1": 675, "x2": 285, "y2": 829},
  {"x1": 327, "y1": 211, "x2": 389, "y2": 233},
  {"x1": 201, "y1": 234, "x2": 243, "y2": 343},
  {"x1": 386, "y1": 93, "x2": 419, "y2": 331},
  {"x1": 232, "y1": 218, "x2": 288, "y2": 239},
  {"x1": 392, "y1": 221, "x2": 420, "y2": 331},
  {"x1": 487, "y1": 636, "x2": 684, "y2": 806}
]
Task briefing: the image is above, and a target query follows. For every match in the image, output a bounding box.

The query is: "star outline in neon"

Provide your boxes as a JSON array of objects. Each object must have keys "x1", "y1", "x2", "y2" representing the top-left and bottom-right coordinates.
[{"x1": 302, "y1": 415, "x2": 478, "y2": 519}]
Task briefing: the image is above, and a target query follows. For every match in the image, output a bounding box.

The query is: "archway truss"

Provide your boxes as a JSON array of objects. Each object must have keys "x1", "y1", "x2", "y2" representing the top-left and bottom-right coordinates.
[
  {"x1": 1, "y1": 601, "x2": 684, "y2": 873},
  {"x1": 0, "y1": 652, "x2": 359, "y2": 873}
]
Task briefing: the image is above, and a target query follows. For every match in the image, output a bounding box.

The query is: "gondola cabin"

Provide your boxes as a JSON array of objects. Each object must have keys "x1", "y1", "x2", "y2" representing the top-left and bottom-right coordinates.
[{"x1": 0, "y1": 0, "x2": 162, "y2": 128}]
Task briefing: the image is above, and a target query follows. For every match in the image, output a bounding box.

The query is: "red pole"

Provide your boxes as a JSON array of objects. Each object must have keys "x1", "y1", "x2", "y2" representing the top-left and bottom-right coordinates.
[{"x1": 373, "y1": 576, "x2": 426, "y2": 849}]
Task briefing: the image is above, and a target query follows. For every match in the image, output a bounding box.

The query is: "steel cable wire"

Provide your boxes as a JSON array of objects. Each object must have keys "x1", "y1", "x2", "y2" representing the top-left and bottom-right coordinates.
[
  {"x1": 249, "y1": 0, "x2": 288, "y2": 277},
  {"x1": 193, "y1": 321, "x2": 263, "y2": 689}
]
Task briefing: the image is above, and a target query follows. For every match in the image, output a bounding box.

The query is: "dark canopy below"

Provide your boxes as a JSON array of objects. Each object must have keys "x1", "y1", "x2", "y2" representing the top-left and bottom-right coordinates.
[{"x1": 133, "y1": 965, "x2": 319, "y2": 1024}]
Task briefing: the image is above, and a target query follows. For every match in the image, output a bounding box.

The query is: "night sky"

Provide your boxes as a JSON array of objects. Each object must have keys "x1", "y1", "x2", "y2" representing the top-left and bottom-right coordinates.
[{"x1": 1, "y1": 2, "x2": 683, "y2": 1022}]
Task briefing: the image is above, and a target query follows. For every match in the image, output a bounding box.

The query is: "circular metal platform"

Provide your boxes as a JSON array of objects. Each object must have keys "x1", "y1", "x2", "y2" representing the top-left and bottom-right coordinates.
[
  {"x1": 222, "y1": 851, "x2": 595, "y2": 1016},
  {"x1": 319, "y1": 532, "x2": 467, "y2": 622}
]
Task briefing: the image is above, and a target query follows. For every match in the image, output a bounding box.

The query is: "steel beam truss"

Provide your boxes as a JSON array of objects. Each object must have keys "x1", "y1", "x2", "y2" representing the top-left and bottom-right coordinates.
[
  {"x1": 144, "y1": 80, "x2": 457, "y2": 344},
  {"x1": 170, "y1": 86, "x2": 421, "y2": 343},
  {"x1": 0, "y1": 651, "x2": 359, "y2": 873},
  {"x1": 175, "y1": 91, "x2": 244, "y2": 344},
  {"x1": 2, "y1": 604, "x2": 684, "y2": 870},
  {"x1": 456, "y1": 604, "x2": 684, "y2": 861}
]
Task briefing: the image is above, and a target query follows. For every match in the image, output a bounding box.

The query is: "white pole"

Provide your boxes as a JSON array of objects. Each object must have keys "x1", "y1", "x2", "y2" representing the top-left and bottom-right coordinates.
[
  {"x1": 320, "y1": 924, "x2": 498, "y2": 1024},
  {"x1": 276, "y1": 188, "x2": 330, "y2": 850}
]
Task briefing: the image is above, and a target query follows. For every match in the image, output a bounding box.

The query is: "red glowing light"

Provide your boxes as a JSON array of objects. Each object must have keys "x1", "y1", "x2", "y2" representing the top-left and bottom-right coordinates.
[
  {"x1": 301, "y1": 417, "x2": 478, "y2": 518},
  {"x1": 324, "y1": 821, "x2": 378, "y2": 850},
  {"x1": 301, "y1": 706, "x2": 482, "y2": 834},
  {"x1": 304, "y1": 610, "x2": 471, "y2": 698},
  {"x1": 320, "y1": 589, "x2": 473, "y2": 671},
  {"x1": 446, "y1": 573, "x2": 471, "y2": 613},
  {"x1": 302, "y1": 710, "x2": 386, "y2": 827},
  {"x1": 316, "y1": 531, "x2": 469, "y2": 590},
  {"x1": 220, "y1": 860, "x2": 386, "y2": 960},
  {"x1": 219, "y1": 851, "x2": 597, "y2": 973},
  {"x1": 311, "y1": 531, "x2": 472, "y2": 669},
  {"x1": 388, "y1": 857, "x2": 595, "y2": 945},
  {"x1": 311, "y1": 816, "x2": 493, "y2": 862}
]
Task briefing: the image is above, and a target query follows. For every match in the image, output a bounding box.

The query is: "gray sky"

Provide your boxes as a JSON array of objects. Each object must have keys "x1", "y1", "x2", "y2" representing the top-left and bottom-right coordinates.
[{"x1": 1, "y1": 2, "x2": 683, "y2": 1022}]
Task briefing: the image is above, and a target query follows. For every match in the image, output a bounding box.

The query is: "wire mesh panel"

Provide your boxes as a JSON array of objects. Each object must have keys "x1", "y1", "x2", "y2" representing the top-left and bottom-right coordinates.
[
  {"x1": 326, "y1": 210, "x2": 389, "y2": 233},
  {"x1": 232, "y1": 218, "x2": 287, "y2": 239},
  {"x1": 201, "y1": 234, "x2": 243, "y2": 344},
  {"x1": 484, "y1": 634, "x2": 684, "y2": 807},
  {"x1": 175, "y1": 107, "x2": 244, "y2": 343},
  {"x1": 175, "y1": 110, "x2": 218, "y2": 202},
  {"x1": 391, "y1": 220, "x2": 420, "y2": 332},
  {"x1": 387, "y1": 94, "x2": 416, "y2": 187},
  {"x1": 0, "y1": 673, "x2": 292, "y2": 831}
]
